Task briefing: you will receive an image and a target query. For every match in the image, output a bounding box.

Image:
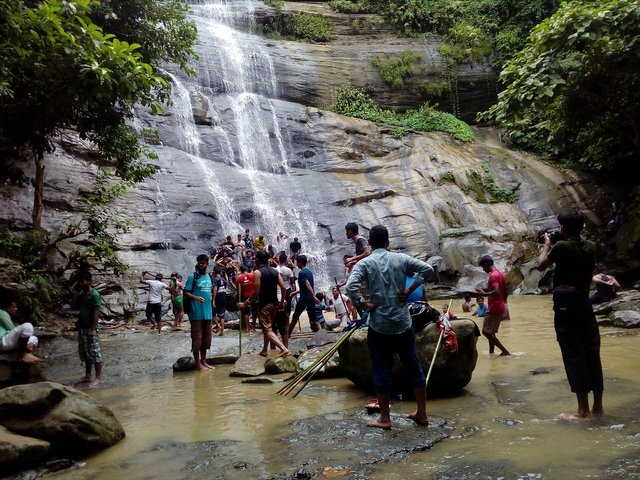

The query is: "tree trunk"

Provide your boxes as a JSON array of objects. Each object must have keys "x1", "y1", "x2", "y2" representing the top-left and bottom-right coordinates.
[{"x1": 32, "y1": 148, "x2": 45, "y2": 230}]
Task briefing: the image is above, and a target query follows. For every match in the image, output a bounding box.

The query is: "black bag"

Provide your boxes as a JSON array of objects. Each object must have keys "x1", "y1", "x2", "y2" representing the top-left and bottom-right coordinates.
[
  {"x1": 409, "y1": 301, "x2": 440, "y2": 332},
  {"x1": 552, "y1": 286, "x2": 578, "y2": 314}
]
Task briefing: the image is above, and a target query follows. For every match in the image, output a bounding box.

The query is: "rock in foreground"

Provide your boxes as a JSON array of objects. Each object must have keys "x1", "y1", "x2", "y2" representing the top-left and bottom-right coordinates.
[
  {"x1": 339, "y1": 319, "x2": 480, "y2": 397},
  {"x1": 0, "y1": 381, "x2": 125, "y2": 454}
]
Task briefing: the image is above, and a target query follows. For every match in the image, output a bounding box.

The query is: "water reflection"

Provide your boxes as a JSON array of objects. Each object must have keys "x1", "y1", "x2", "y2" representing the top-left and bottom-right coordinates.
[{"x1": 51, "y1": 296, "x2": 640, "y2": 479}]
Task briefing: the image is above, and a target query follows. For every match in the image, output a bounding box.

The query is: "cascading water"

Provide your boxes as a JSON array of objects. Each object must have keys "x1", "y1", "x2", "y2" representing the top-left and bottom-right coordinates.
[{"x1": 144, "y1": 0, "x2": 330, "y2": 288}]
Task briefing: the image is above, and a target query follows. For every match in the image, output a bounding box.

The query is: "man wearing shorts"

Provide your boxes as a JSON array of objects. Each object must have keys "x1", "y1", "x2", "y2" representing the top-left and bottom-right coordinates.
[
  {"x1": 140, "y1": 271, "x2": 169, "y2": 333},
  {"x1": 73, "y1": 270, "x2": 102, "y2": 387},
  {"x1": 236, "y1": 265, "x2": 257, "y2": 333},
  {"x1": 239, "y1": 251, "x2": 290, "y2": 357},
  {"x1": 476, "y1": 255, "x2": 510, "y2": 356},
  {"x1": 184, "y1": 254, "x2": 215, "y2": 372},
  {"x1": 275, "y1": 253, "x2": 295, "y2": 347}
]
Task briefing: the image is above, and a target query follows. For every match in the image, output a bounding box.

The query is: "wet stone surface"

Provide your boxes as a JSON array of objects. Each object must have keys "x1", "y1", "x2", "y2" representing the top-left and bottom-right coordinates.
[{"x1": 123, "y1": 411, "x2": 453, "y2": 480}]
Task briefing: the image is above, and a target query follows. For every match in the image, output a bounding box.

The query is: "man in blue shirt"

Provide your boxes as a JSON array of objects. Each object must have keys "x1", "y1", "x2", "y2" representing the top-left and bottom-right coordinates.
[
  {"x1": 184, "y1": 254, "x2": 215, "y2": 372},
  {"x1": 346, "y1": 225, "x2": 433, "y2": 429},
  {"x1": 288, "y1": 255, "x2": 320, "y2": 335}
]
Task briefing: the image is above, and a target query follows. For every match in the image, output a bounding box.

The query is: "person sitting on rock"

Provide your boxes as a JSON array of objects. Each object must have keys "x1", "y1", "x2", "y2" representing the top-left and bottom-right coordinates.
[
  {"x1": 0, "y1": 300, "x2": 40, "y2": 363},
  {"x1": 590, "y1": 265, "x2": 621, "y2": 305}
]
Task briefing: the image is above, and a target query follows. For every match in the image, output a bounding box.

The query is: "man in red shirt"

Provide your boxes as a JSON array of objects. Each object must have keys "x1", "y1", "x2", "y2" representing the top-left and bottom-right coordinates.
[
  {"x1": 236, "y1": 266, "x2": 256, "y2": 333},
  {"x1": 476, "y1": 255, "x2": 510, "y2": 356}
]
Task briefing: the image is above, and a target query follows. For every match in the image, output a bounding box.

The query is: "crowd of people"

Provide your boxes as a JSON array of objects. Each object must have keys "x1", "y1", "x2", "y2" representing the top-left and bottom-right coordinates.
[{"x1": 0, "y1": 212, "x2": 621, "y2": 427}]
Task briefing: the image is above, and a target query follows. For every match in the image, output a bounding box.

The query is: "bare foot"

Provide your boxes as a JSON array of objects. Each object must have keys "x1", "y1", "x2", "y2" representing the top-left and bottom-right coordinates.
[
  {"x1": 559, "y1": 412, "x2": 592, "y2": 423},
  {"x1": 75, "y1": 376, "x2": 91, "y2": 386},
  {"x1": 88, "y1": 379, "x2": 101, "y2": 388},
  {"x1": 367, "y1": 417, "x2": 392, "y2": 430},
  {"x1": 258, "y1": 351, "x2": 268, "y2": 357},
  {"x1": 204, "y1": 362, "x2": 215, "y2": 370},
  {"x1": 500, "y1": 351, "x2": 511, "y2": 356},
  {"x1": 407, "y1": 413, "x2": 429, "y2": 427},
  {"x1": 592, "y1": 408, "x2": 605, "y2": 416},
  {"x1": 278, "y1": 350, "x2": 291, "y2": 357},
  {"x1": 218, "y1": 332, "x2": 224, "y2": 336},
  {"x1": 196, "y1": 364, "x2": 210, "y2": 372},
  {"x1": 20, "y1": 353, "x2": 42, "y2": 364}
]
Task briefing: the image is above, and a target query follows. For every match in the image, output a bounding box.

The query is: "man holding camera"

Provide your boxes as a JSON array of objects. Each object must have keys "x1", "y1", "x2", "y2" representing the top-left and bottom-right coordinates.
[{"x1": 537, "y1": 210, "x2": 604, "y2": 422}]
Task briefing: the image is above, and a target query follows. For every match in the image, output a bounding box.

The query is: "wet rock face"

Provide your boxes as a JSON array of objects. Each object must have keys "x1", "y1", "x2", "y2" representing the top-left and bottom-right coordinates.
[{"x1": 339, "y1": 319, "x2": 480, "y2": 397}]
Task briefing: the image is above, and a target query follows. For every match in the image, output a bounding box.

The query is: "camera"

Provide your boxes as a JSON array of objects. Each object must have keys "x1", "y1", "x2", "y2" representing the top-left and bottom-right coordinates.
[{"x1": 537, "y1": 230, "x2": 563, "y2": 244}]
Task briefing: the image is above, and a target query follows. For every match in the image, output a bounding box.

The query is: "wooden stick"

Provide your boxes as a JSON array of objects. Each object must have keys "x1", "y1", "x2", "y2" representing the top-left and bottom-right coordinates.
[{"x1": 238, "y1": 283, "x2": 242, "y2": 357}]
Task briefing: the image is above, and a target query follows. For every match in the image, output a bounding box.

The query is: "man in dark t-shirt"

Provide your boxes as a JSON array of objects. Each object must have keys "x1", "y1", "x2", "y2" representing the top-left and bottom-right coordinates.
[
  {"x1": 239, "y1": 251, "x2": 290, "y2": 357},
  {"x1": 289, "y1": 237, "x2": 302, "y2": 259},
  {"x1": 288, "y1": 255, "x2": 320, "y2": 334},
  {"x1": 345, "y1": 222, "x2": 371, "y2": 268},
  {"x1": 537, "y1": 210, "x2": 604, "y2": 422}
]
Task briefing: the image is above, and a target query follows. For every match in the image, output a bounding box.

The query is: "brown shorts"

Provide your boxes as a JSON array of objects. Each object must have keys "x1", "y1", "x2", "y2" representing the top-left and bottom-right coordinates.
[
  {"x1": 258, "y1": 304, "x2": 278, "y2": 333},
  {"x1": 190, "y1": 320, "x2": 212, "y2": 351},
  {"x1": 482, "y1": 313, "x2": 502, "y2": 335}
]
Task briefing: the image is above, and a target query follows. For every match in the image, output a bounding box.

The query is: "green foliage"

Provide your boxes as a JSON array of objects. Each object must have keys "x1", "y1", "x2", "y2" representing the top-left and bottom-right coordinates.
[
  {"x1": 329, "y1": 0, "x2": 373, "y2": 14},
  {"x1": 481, "y1": 0, "x2": 640, "y2": 179},
  {"x1": 355, "y1": 0, "x2": 560, "y2": 68},
  {"x1": 282, "y1": 13, "x2": 333, "y2": 42},
  {"x1": 328, "y1": 86, "x2": 474, "y2": 142},
  {"x1": 421, "y1": 80, "x2": 451, "y2": 97},
  {"x1": 437, "y1": 170, "x2": 455, "y2": 185},
  {"x1": 263, "y1": 0, "x2": 284, "y2": 12},
  {"x1": 0, "y1": 230, "x2": 50, "y2": 267},
  {"x1": 440, "y1": 230, "x2": 469, "y2": 238},
  {"x1": 481, "y1": 163, "x2": 518, "y2": 203},
  {"x1": 374, "y1": 50, "x2": 418, "y2": 88}
]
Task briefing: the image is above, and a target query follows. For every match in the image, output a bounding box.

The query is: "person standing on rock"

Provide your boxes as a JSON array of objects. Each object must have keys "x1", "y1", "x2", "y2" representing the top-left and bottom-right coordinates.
[
  {"x1": 475, "y1": 255, "x2": 510, "y2": 356},
  {"x1": 0, "y1": 300, "x2": 40, "y2": 363},
  {"x1": 184, "y1": 254, "x2": 215, "y2": 372},
  {"x1": 72, "y1": 270, "x2": 102, "y2": 387},
  {"x1": 237, "y1": 265, "x2": 257, "y2": 333},
  {"x1": 239, "y1": 251, "x2": 290, "y2": 357},
  {"x1": 537, "y1": 210, "x2": 605, "y2": 422},
  {"x1": 344, "y1": 222, "x2": 371, "y2": 269},
  {"x1": 346, "y1": 224, "x2": 433, "y2": 430}
]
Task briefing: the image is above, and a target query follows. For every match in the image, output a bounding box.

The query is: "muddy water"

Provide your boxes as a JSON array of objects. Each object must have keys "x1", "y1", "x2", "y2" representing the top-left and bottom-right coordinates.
[{"x1": 49, "y1": 296, "x2": 640, "y2": 479}]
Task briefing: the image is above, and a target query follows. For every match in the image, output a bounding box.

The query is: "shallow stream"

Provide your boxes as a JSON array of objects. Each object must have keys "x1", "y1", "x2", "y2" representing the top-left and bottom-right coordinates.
[{"x1": 44, "y1": 296, "x2": 640, "y2": 479}]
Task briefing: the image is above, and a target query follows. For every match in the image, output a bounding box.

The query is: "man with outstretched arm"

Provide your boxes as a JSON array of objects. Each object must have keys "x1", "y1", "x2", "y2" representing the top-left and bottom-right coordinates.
[
  {"x1": 536, "y1": 210, "x2": 604, "y2": 422},
  {"x1": 346, "y1": 224, "x2": 433, "y2": 430}
]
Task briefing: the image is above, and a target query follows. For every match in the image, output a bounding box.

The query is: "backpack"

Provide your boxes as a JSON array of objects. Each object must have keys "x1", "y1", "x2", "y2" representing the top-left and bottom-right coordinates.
[{"x1": 409, "y1": 301, "x2": 440, "y2": 332}]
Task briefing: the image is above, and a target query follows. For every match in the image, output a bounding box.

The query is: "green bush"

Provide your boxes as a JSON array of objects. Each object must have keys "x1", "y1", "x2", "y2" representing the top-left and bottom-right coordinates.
[
  {"x1": 438, "y1": 171, "x2": 455, "y2": 185},
  {"x1": 328, "y1": 86, "x2": 474, "y2": 142},
  {"x1": 421, "y1": 80, "x2": 451, "y2": 97},
  {"x1": 373, "y1": 50, "x2": 418, "y2": 88},
  {"x1": 283, "y1": 13, "x2": 333, "y2": 42},
  {"x1": 328, "y1": 0, "x2": 372, "y2": 14}
]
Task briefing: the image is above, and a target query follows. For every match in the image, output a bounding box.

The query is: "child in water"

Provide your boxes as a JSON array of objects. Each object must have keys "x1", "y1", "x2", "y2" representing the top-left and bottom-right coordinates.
[{"x1": 472, "y1": 295, "x2": 487, "y2": 317}]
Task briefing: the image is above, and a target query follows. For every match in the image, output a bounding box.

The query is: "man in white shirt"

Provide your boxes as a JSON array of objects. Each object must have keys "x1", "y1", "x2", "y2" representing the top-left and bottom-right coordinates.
[
  {"x1": 275, "y1": 231, "x2": 289, "y2": 254},
  {"x1": 141, "y1": 272, "x2": 169, "y2": 333},
  {"x1": 275, "y1": 253, "x2": 295, "y2": 347},
  {"x1": 325, "y1": 286, "x2": 352, "y2": 330}
]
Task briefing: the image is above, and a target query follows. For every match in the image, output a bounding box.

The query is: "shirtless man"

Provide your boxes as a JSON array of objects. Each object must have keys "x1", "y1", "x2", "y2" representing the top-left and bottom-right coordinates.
[{"x1": 239, "y1": 251, "x2": 290, "y2": 357}]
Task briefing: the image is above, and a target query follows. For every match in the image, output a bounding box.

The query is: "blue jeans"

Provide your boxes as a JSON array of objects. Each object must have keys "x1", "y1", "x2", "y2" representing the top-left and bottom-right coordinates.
[{"x1": 367, "y1": 327, "x2": 425, "y2": 392}]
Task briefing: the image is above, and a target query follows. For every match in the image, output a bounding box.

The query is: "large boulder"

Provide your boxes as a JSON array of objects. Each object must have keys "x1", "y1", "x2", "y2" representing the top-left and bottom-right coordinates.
[
  {"x1": 0, "y1": 425, "x2": 50, "y2": 473},
  {"x1": 0, "y1": 382, "x2": 125, "y2": 454},
  {"x1": 339, "y1": 319, "x2": 480, "y2": 397}
]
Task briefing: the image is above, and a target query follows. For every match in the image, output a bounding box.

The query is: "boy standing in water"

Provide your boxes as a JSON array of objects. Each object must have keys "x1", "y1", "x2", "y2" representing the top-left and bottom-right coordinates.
[
  {"x1": 72, "y1": 271, "x2": 102, "y2": 387},
  {"x1": 476, "y1": 256, "x2": 510, "y2": 356},
  {"x1": 184, "y1": 254, "x2": 215, "y2": 372}
]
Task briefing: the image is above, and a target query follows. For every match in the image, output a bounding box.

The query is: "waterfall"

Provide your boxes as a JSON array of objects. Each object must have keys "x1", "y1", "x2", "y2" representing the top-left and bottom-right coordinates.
[{"x1": 148, "y1": 0, "x2": 331, "y2": 289}]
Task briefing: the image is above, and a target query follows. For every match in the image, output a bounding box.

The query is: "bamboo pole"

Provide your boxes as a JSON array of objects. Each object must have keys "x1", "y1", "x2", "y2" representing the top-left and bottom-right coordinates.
[
  {"x1": 238, "y1": 283, "x2": 242, "y2": 357},
  {"x1": 425, "y1": 299, "x2": 452, "y2": 387}
]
